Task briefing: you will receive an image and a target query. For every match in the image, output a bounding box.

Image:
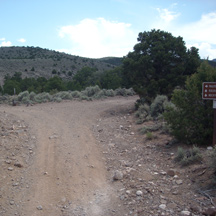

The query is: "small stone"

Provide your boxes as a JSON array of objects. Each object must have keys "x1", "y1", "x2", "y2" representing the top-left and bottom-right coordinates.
[
  {"x1": 176, "y1": 179, "x2": 183, "y2": 185},
  {"x1": 203, "y1": 207, "x2": 216, "y2": 216},
  {"x1": 207, "y1": 146, "x2": 213, "y2": 150},
  {"x1": 136, "y1": 190, "x2": 143, "y2": 196},
  {"x1": 167, "y1": 202, "x2": 177, "y2": 209},
  {"x1": 181, "y1": 210, "x2": 191, "y2": 216},
  {"x1": 167, "y1": 169, "x2": 175, "y2": 177},
  {"x1": 120, "y1": 195, "x2": 125, "y2": 200},
  {"x1": 172, "y1": 191, "x2": 178, "y2": 195},
  {"x1": 159, "y1": 204, "x2": 166, "y2": 210},
  {"x1": 113, "y1": 170, "x2": 123, "y2": 181},
  {"x1": 130, "y1": 132, "x2": 135, "y2": 135},
  {"x1": 160, "y1": 199, "x2": 167, "y2": 204},
  {"x1": 8, "y1": 167, "x2": 13, "y2": 171},
  {"x1": 190, "y1": 205, "x2": 200, "y2": 213},
  {"x1": 160, "y1": 171, "x2": 167, "y2": 175},
  {"x1": 37, "y1": 205, "x2": 43, "y2": 210},
  {"x1": 14, "y1": 163, "x2": 23, "y2": 168},
  {"x1": 126, "y1": 190, "x2": 131, "y2": 194},
  {"x1": 49, "y1": 135, "x2": 58, "y2": 139},
  {"x1": 5, "y1": 160, "x2": 11, "y2": 164},
  {"x1": 10, "y1": 200, "x2": 15, "y2": 205}
]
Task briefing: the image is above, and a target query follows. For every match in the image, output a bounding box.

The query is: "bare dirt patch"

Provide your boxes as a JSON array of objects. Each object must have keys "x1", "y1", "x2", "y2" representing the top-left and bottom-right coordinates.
[{"x1": 0, "y1": 96, "x2": 215, "y2": 216}]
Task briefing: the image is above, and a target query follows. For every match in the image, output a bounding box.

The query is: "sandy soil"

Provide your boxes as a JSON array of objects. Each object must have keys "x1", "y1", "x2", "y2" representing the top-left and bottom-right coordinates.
[
  {"x1": 0, "y1": 96, "x2": 215, "y2": 216},
  {"x1": 0, "y1": 97, "x2": 137, "y2": 216}
]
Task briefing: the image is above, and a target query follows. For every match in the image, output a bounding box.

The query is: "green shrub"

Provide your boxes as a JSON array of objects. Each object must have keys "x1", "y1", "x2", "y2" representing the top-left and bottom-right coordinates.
[
  {"x1": 80, "y1": 94, "x2": 91, "y2": 101},
  {"x1": 135, "y1": 95, "x2": 174, "y2": 124},
  {"x1": 34, "y1": 92, "x2": 52, "y2": 103},
  {"x1": 82, "y1": 85, "x2": 101, "y2": 97},
  {"x1": 115, "y1": 88, "x2": 127, "y2": 96},
  {"x1": 92, "y1": 90, "x2": 106, "y2": 99},
  {"x1": 135, "y1": 104, "x2": 150, "y2": 124},
  {"x1": 139, "y1": 124, "x2": 162, "y2": 134},
  {"x1": 175, "y1": 147, "x2": 186, "y2": 162},
  {"x1": 53, "y1": 97, "x2": 62, "y2": 103},
  {"x1": 146, "y1": 132, "x2": 155, "y2": 140},
  {"x1": 135, "y1": 98, "x2": 146, "y2": 110},
  {"x1": 209, "y1": 148, "x2": 216, "y2": 174},
  {"x1": 71, "y1": 91, "x2": 81, "y2": 98},
  {"x1": 29, "y1": 92, "x2": 36, "y2": 101},
  {"x1": 54, "y1": 91, "x2": 72, "y2": 100},
  {"x1": 164, "y1": 61, "x2": 216, "y2": 145},
  {"x1": 104, "y1": 89, "x2": 115, "y2": 97},
  {"x1": 0, "y1": 95, "x2": 9, "y2": 103},
  {"x1": 175, "y1": 146, "x2": 202, "y2": 166},
  {"x1": 150, "y1": 95, "x2": 168, "y2": 118},
  {"x1": 125, "y1": 88, "x2": 136, "y2": 96},
  {"x1": 18, "y1": 91, "x2": 29, "y2": 101},
  {"x1": 22, "y1": 96, "x2": 32, "y2": 104}
]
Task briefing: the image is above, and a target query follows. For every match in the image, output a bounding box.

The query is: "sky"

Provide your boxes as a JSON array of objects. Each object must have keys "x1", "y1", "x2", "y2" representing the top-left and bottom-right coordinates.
[{"x1": 0, "y1": 0, "x2": 216, "y2": 59}]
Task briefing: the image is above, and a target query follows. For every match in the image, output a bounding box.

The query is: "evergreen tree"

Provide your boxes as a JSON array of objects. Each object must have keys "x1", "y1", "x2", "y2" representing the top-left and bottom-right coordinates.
[
  {"x1": 122, "y1": 29, "x2": 201, "y2": 102},
  {"x1": 164, "y1": 61, "x2": 216, "y2": 145}
]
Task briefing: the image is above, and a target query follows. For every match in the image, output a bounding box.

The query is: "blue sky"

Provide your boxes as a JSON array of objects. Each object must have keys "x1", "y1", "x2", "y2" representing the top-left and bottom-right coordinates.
[{"x1": 1, "y1": 0, "x2": 216, "y2": 59}]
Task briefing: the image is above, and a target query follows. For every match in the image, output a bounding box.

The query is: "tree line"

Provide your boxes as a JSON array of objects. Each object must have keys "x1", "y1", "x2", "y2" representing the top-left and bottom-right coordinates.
[{"x1": 0, "y1": 66, "x2": 123, "y2": 95}]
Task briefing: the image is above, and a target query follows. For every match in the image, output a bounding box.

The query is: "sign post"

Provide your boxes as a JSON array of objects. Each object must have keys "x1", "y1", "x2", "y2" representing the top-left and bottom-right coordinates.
[{"x1": 202, "y1": 82, "x2": 216, "y2": 145}]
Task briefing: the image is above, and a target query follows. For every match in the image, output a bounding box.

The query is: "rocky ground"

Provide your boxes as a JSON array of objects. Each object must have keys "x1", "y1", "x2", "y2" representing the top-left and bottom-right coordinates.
[{"x1": 0, "y1": 96, "x2": 216, "y2": 216}]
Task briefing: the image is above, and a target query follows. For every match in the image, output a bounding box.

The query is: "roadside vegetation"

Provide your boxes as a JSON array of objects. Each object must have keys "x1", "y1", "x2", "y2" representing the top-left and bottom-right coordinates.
[
  {"x1": 1, "y1": 29, "x2": 216, "y2": 172},
  {"x1": 0, "y1": 85, "x2": 135, "y2": 105}
]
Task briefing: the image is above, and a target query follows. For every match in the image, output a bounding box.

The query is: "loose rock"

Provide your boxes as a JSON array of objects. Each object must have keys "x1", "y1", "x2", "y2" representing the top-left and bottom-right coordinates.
[
  {"x1": 8, "y1": 167, "x2": 13, "y2": 171},
  {"x1": 159, "y1": 204, "x2": 166, "y2": 210},
  {"x1": 14, "y1": 162, "x2": 23, "y2": 168},
  {"x1": 136, "y1": 190, "x2": 143, "y2": 196},
  {"x1": 37, "y1": 205, "x2": 43, "y2": 210},
  {"x1": 10, "y1": 200, "x2": 15, "y2": 205},
  {"x1": 181, "y1": 210, "x2": 191, "y2": 216},
  {"x1": 176, "y1": 179, "x2": 183, "y2": 185},
  {"x1": 203, "y1": 207, "x2": 216, "y2": 216},
  {"x1": 113, "y1": 170, "x2": 123, "y2": 181},
  {"x1": 167, "y1": 169, "x2": 175, "y2": 177}
]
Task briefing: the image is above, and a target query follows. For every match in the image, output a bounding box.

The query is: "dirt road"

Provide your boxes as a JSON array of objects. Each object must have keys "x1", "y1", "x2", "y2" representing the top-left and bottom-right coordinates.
[
  {"x1": 1, "y1": 96, "x2": 215, "y2": 216},
  {"x1": 0, "y1": 97, "x2": 137, "y2": 216}
]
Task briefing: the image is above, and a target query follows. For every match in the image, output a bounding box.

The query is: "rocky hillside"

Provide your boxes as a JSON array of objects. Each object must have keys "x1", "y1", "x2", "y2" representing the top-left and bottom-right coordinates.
[{"x1": 0, "y1": 46, "x2": 122, "y2": 84}]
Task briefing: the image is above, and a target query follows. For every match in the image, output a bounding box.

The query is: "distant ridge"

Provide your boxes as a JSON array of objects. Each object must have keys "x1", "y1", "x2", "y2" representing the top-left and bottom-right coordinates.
[{"x1": 0, "y1": 46, "x2": 122, "y2": 84}]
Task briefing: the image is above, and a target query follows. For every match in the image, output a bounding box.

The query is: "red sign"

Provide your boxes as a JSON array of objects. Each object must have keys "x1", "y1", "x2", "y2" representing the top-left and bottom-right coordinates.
[{"x1": 203, "y1": 82, "x2": 216, "y2": 99}]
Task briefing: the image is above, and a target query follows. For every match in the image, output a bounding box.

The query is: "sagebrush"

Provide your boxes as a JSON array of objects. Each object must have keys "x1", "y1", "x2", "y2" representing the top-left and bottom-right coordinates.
[{"x1": 2, "y1": 86, "x2": 136, "y2": 105}]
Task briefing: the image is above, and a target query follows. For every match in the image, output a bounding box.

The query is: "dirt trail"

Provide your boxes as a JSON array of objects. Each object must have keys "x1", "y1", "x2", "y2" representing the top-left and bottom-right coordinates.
[
  {"x1": 2, "y1": 96, "x2": 214, "y2": 216},
  {"x1": 0, "y1": 97, "x2": 137, "y2": 216}
]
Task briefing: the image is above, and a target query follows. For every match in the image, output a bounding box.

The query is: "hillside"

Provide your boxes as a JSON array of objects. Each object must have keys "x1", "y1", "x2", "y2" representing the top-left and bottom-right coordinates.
[{"x1": 0, "y1": 46, "x2": 122, "y2": 84}]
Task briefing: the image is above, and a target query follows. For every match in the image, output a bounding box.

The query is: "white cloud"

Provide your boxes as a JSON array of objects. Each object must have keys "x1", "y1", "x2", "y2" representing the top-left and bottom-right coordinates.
[
  {"x1": 154, "y1": 9, "x2": 216, "y2": 60},
  {"x1": 58, "y1": 18, "x2": 137, "y2": 58},
  {"x1": 176, "y1": 12, "x2": 216, "y2": 45},
  {"x1": 0, "y1": 41, "x2": 12, "y2": 47},
  {"x1": 0, "y1": 38, "x2": 5, "y2": 41},
  {"x1": 173, "y1": 12, "x2": 216, "y2": 60},
  {"x1": 187, "y1": 42, "x2": 216, "y2": 60},
  {"x1": 156, "y1": 8, "x2": 180, "y2": 23},
  {"x1": 18, "y1": 38, "x2": 26, "y2": 43}
]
